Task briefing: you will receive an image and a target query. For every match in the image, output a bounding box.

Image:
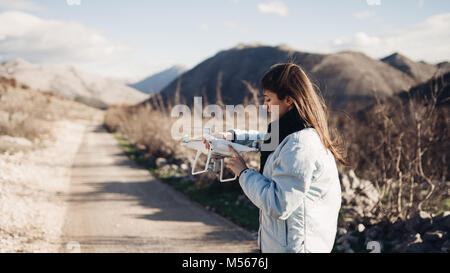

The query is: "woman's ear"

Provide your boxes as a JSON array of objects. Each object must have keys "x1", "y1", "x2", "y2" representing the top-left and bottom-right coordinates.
[{"x1": 285, "y1": 96, "x2": 294, "y2": 106}]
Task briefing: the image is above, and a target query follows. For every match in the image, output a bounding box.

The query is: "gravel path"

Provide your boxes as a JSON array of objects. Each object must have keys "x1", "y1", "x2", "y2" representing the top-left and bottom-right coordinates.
[
  {"x1": 60, "y1": 115, "x2": 257, "y2": 253},
  {"x1": 0, "y1": 118, "x2": 90, "y2": 252}
]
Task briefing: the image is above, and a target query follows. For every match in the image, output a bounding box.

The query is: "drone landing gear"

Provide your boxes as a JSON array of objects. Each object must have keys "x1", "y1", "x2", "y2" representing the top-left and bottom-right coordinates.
[{"x1": 191, "y1": 149, "x2": 237, "y2": 182}]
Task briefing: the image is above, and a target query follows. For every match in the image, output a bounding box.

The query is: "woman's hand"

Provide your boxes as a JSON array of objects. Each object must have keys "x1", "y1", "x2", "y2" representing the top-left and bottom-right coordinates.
[
  {"x1": 203, "y1": 139, "x2": 210, "y2": 150},
  {"x1": 226, "y1": 144, "x2": 248, "y2": 177}
]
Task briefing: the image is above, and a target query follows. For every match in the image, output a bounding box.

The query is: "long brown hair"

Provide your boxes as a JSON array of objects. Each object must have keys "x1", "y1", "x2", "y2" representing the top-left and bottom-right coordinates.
[{"x1": 261, "y1": 63, "x2": 348, "y2": 165}]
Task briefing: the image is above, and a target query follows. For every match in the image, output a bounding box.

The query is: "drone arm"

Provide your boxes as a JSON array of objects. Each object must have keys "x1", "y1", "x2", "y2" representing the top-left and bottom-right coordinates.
[{"x1": 228, "y1": 129, "x2": 267, "y2": 146}]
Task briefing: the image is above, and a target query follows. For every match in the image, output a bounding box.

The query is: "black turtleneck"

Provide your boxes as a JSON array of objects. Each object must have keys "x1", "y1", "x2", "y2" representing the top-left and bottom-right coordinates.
[{"x1": 259, "y1": 108, "x2": 306, "y2": 174}]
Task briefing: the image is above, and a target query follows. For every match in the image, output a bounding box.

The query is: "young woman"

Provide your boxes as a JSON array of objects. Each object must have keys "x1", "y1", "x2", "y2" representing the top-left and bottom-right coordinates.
[{"x1": 224, "y1": 63, "x2": 347, "y2": 253}]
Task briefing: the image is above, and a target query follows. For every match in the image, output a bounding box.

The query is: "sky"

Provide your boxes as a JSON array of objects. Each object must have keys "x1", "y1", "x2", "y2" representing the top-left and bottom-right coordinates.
[{"x1": 0, "y1": 0, "x2": 449, "y2": 81}]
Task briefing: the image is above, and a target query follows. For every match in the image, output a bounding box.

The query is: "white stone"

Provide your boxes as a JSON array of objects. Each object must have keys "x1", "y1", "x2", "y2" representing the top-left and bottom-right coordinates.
[{"x1": 357, "y1": 223, "x2": 366, "y2": 232}]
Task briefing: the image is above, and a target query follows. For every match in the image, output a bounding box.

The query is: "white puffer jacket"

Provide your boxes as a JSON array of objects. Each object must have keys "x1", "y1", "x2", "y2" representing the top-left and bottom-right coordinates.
[{"x1": 236, "y1": 128, "x2": 342, "y2": 253}]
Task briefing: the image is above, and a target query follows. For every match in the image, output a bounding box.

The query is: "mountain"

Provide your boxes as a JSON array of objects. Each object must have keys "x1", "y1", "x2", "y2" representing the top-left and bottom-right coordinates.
[
  {"x1": 398, "y1": 71, "x2": 450, "y2": 106},
  {"x1": 146, "y1": 44, "x2": 421, "y2": 109},
  {"x1": 437, "y1": 61, "x2": 450, "y2": 72},
  {"x1": 129, "y1": 65, "x2": 187, "y2": 94},
  {"x1": 380, "y1": 52, "x2": 449, "y2": 84},
  {"x1": 0, "y1": 59, "x2": 149, "y2": 108}
]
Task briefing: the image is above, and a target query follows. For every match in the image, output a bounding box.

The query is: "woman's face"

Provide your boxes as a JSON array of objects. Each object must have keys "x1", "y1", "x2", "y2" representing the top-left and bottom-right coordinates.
[{"x1": 263, "y1": 89, "x2": 293, "y2": 119}]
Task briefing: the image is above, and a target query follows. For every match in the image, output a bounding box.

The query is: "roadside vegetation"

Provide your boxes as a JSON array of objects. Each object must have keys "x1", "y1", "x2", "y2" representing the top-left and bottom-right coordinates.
[{"x1": 104, "y1": 73, "x2": 449, "y2": 252}]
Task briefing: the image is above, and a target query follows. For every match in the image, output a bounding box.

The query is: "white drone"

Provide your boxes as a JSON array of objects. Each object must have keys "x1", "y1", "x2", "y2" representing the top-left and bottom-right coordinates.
[{"x1": 181, "y1": 127, "x2": 259, "y2": 182}]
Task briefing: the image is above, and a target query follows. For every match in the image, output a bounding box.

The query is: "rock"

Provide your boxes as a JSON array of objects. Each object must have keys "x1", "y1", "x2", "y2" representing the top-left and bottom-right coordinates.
[
  {"x1": 0, "y1": 135, "x2": 33, "y2": 147},
  {"x1": 365, "y1": 226, "x2": 382, "y2": 240},
  {"x1": 433, "y1": 211, "x2": 449, "y2": 223},
  {"x1": 422, "y1": 231, "x2": 444, "y2": 242},
  {"x1": 180, "y1": 176, "x2": 195, "y2": 183},
  {"x1": 417, "y1": 212, "x2": 433, "y2": 234},
  {"x1": 347, "y1": 234, "x2": 359, "y2": 244},
  {"x1": 405, "y1": 217, "x2": 420, "y2": 232},
  {"x1": 403, "y1": 233, "x2": 424, "y2": 253},
  {"x1": 340, "y1": 173, "x2": 351, "y2": 193},
  {"x1": 391, "y1": 219, "x2": 405, "y2": 231},
  {"x1": 357, "y1": 224, "x2": 365, "y2": 232},
  {"x1": 155, "y1": 157, "x2": 167, "y2": 168},
  {"x1": 339, "y1": 170, "x2": 379, "y2": 219},
  {"x1": 344, "y1": 248, "x2": 355, "y2": 253},
  {"x1": 337, "y1": 227, "x2": 347, "y2": 236},
  {"x1": 348, "y1": 170, "x2": 360, "y2": 190},
  {"x1": 441, "y1": 240, "x2": 450, "y2": 252},
  {"x1": 419, "y1": 211, "x2": 432, "y2": 220},
  {"x1": 180, "y1": 163, "x2": 188, "y2": 171},
  {"x1": 336, "y1": 240, "x2": 351, "y2": 252},
  {"x1": 336, "y1": 233, "x2": 358, "y2": 244},
  {"x1": 406, "y1": 212, "x2": 433, "y2": 233},
  {"x1": 406, "y1": 242, "x2": 433, "y2": 253},
  {"x1": 418, "y1": 222, "x2": 434, "y2": 235},
  {"x1": 237, "y1": 194, "x2": 246, "y2": 201},
  {"x1": 441, "y1": 214, "x2": 450, "y2": 230},
  {"x1": 336, "y1": 234, "x2": 347, "y2": 244},
  {"x1": 136, "y1": 144, "x2": 146, "y2": 151},
  {"x1": 413, "y1": 233, "x2": 423, "y2": 244}
]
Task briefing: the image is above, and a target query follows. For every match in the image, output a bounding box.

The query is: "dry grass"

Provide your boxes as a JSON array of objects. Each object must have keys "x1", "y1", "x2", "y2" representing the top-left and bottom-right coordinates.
[
  {"x1": 104, "y1": 103, "x2": 179, "y2": 159},
  {"x1": 104, "y1": 81, "x2": 263, "y2": 190},
  {"x1": 0, "y1": 77, "x2": 101, "y2": 153},
  {"x1": 330, "y1": 74, "x2": 449, "y2": 222},
  {"x1": 105, "y1": 72, "x2": 449, "y2": 227}
]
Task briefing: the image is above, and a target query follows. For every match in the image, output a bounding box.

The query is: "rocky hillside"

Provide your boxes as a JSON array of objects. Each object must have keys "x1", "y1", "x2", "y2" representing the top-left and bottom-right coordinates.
[
  {"x1": 145, "y1": 44, "x2": 448, "y2": 109},
  {"x1": 0, "y1": 59, "x2": 149, "y2": 108},
  {"x1": 401, "y1": 71, "x2": 450, "y2": 106},
  {"x1": 336, "y1": 169, "x2": 449, "y2": 253},
  {"x1": 380, "y1": 52, "x2": 449, "y2": 84}
]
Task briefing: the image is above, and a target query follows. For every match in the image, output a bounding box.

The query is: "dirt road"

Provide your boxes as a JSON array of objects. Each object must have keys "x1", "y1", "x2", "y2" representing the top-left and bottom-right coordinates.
[{"x1": 59, "y1": 116, "x2": 257, "y2": 253}]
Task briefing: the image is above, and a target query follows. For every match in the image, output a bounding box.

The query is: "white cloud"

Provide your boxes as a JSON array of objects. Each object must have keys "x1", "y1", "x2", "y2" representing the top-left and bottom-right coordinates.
[
  {"x1": 0, "y1": 11, "x2": 128, "y2": 64},
  {"x1": 0, "y1": 0, "x2": 40, "y2": 11},
  {"x1": 354, "y1": 10, "x2": 375, "y2": 20},
  {"x1": 258, "y1": 1, "x2": 288, "y2": 17},
  {"x1": 0, "y1": 11, "x2": 183, "y2": 79},
  {"x1": 418, "y1": 0, "x2": 425, "y2": 8},
  {"x1": 322, "y1": 13, "x2": 450, "y2": 63},
  {"x1": 224, "y1": 21, "x2": 237, "y2": 29},
  {"x1": 200, "y1": 23, "x2": 209, "y2": 31}
]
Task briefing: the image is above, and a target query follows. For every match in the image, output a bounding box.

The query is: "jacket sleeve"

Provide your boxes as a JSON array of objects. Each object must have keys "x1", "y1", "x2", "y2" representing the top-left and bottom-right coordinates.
[
  {"x1": 238, "y1": 136, "x2": 317, "y2": 220},
  {"x1": 228, "y1": 129, "x2": 267, "y2": 146}
]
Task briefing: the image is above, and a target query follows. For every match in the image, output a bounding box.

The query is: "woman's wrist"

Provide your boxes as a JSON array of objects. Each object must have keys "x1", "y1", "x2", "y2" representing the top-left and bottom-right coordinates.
[{"x1": 238, "y1": 167, "x2": 249, "y2": 178}]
